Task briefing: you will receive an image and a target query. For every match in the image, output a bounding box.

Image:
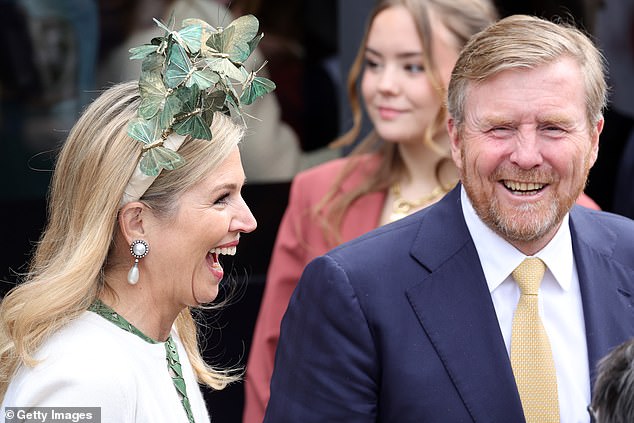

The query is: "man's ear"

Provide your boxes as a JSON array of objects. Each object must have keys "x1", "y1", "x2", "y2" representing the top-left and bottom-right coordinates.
[
  {"x1": 588, "y1": 117, "x2": 604, "y2": 168},
  {"x1": 118, "y1": 202, "x2": 148, "y2": 244},
  {"x1": 447, "y1": 117, "x2": 463, "y2": 171}
]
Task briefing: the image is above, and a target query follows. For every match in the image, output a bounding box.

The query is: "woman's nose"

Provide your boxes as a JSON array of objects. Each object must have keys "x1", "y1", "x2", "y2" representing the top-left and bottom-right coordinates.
[
  {"x1": 233, "y1": 196, "x2": 257, "y2": 234},
  {"x1": 377, "y1": 66, "x2": 399, "y2": 94}
]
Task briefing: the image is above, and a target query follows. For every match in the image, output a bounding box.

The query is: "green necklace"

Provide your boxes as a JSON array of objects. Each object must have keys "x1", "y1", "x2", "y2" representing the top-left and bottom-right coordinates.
[{"x1": 89, "y1": 300, "x2": 195, "y2": 423}]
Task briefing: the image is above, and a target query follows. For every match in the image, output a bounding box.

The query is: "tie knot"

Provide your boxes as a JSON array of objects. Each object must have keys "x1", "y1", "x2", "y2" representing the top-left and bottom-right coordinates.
[{"x1": 512, "y1": 257, "x2": 546, "y2": 295}]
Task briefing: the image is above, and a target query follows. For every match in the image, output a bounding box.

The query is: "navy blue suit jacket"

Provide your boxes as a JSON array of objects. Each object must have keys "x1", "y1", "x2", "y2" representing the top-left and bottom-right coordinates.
[{"x1": 264, "y1": 186, "x2": 634, "y2": 423}]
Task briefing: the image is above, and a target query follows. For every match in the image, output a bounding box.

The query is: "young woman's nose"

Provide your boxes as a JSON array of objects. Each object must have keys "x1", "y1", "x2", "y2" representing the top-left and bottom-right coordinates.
[{"x1": 377, "y1": 65, "x2": 400, "y2": 94}]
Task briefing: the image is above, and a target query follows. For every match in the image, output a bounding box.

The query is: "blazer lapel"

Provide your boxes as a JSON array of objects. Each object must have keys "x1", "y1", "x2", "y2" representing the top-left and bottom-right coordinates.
[
  {"x1": 570, "y1": 207, "x2": 634, "y2": 384},
  {"x1": 340, "y1": 154, "x2": 387, "y2": 241},
  {"x1": 405, "y1": 187, "x2": 525, "y2": 422}
]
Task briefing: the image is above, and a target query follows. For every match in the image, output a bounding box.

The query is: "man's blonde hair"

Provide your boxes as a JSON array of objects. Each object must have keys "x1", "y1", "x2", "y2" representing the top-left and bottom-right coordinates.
[{"x1": 447, "y1": 14, "x2": 607, "y2": 129}]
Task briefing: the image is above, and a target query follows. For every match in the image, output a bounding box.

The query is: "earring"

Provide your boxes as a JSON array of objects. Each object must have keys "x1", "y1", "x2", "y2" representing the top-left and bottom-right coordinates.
[{"x1": 128, "y1": 240, "x2": 149, "y2": 285}]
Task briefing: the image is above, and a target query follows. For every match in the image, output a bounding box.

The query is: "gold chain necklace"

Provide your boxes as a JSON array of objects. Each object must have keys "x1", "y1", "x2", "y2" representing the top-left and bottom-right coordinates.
[{"x1": 389, "y1": 182, "x2": 446, "y2": 222}]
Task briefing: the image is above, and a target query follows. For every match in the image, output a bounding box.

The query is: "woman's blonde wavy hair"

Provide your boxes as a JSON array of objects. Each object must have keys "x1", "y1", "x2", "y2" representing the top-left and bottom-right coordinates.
[
  {"x1": 0, "y1": 81, "x2": 245, "y2": 399},
  {"x1": 317, "y1": 0, "x2": 498, "y2": 246}
]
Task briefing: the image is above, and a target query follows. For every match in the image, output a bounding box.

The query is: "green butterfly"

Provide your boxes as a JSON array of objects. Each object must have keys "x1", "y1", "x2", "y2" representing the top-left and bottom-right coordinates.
[
  {"x1": 204, "y1": 89, "x2": 229, "y2": 113},
  {"x1": 129, "y1": 44, "x2": 159, "y2": 60},
  {"x1": 130, "y1": 27, "x2": 172, "y2": 60},
  {"x1": 154, "y1": 18, "x2": 203, "y2": 54},
  {"x1": 239, "y1": 64, "x2": 276, "y2": 105},
  {"x1": 182, "y1": 17, "x2": 218, "y2": 49},
  {"x1": 138, "y1": 71, "x2": 183, "y2": 129},
  {"x1": 172, "y1": 86, "x2": 213, "y2": 140},
  {"x1": 206, "y1": 15, "x2": 259, "y2": 63},
  {"x1": 127, "y1": 117, "x2": 185, "y2": 176},
  {"x1": 164, "y1": 43, "x2": 219, "y2": 89},
  {"x1": 212, "y1": 76, "x2": 241, "y2": 114},
  {"x1": 204, "y1": 56, "x2": 244, "y2": 82},
  {"x1": 142, "y1": 51, "x2": 164, "y2": 73}
]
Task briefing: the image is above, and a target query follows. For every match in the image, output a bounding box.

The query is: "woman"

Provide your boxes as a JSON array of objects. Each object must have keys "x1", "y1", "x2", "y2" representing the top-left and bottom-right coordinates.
[
  {"x1": 243, "y1": 1, "x2": 499, "y2": 421},
  {"x1": 0, "y1": 13, "x2": 266, "y2": 422}
]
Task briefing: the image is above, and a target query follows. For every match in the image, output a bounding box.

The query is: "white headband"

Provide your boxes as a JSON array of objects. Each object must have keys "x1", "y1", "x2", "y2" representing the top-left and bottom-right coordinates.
[{"x1": 120, "y1": 132, "x2": 187, "y2": 206}]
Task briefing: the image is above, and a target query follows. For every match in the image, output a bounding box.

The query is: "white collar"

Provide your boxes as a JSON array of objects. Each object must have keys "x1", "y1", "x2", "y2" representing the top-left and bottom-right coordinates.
[{"x1": 460, "y1": 186, "x2": 574, "y2": 293}]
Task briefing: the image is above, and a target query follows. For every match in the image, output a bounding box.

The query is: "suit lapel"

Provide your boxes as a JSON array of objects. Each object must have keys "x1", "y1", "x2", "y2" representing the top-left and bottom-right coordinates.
[
  {"x1": 570, "y1": 208, "x2": 634, "y2": 385},
  {"x1": 405, "y1": 187, "x2": 525, "y2": 422}
]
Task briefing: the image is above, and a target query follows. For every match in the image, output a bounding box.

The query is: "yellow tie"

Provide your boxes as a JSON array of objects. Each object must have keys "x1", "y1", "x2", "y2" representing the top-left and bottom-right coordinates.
[{"x1": 510, "y1": 257, "x2": 560, "y2": 423}]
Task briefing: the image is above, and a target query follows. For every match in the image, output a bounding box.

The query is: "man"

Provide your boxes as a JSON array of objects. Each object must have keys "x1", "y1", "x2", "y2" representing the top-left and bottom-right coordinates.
[{"x1": 264, "y1": 15, "x2": 634, "y2": 423}]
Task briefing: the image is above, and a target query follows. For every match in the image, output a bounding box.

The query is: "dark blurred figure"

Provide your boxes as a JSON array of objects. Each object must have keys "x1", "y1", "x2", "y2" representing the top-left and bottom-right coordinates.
[
  {"x1": 590, "y1": 338, "x2": 634, "y2": 423},
  {"x1": 228, "y1": 0, "x2": 340, "y2": 152},
  {"x1": 613, "y1": 130, "x2": 634, "y2": 219},
  {"x1": 0, "y1": 0, "x2": 99, "y2": 198},
  {"x1": 494, "y1": 0, "x2": 600, "y2": 32},
  {"x1": 596, "y1": 0, "x2": 634, "y2": 218},
  {"x1": 1, "y1": 0, "x2": 99, "y2": 296}
]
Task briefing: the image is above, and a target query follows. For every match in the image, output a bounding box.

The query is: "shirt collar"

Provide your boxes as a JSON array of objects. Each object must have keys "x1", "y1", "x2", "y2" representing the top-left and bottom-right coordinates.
[{"x1": 460, "y1": 186, "x2": 573, "y2": 293}]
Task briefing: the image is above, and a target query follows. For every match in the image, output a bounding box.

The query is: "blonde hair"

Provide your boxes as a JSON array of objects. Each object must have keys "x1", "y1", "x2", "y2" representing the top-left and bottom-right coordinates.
[
  {"x1": 0, "y1": 81, "x2": 245, "y2": 398},
  {"x1": 447, "y1": 14, "x2": 607, "y2": 131},
  {"x1": 318, "y1": 0, "x2": 497, "y2": 246}
]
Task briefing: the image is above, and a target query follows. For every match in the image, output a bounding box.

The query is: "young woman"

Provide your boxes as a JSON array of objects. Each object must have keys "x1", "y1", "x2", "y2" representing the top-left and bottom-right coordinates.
[{"x1": 243, "y1": 1, "x2": 499, "y2": 421}]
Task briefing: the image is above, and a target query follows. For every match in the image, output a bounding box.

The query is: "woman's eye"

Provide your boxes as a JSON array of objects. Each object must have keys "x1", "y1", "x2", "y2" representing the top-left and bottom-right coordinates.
[
  {"x1": 364, "y1": 58, "x2": 380, "y2": 70},
  {"x1": 214, "y1": 192, "x2": 230, "y2": 205},
  {"x1": 405, "y1": 63, "x2": 425, "y2": 73}
]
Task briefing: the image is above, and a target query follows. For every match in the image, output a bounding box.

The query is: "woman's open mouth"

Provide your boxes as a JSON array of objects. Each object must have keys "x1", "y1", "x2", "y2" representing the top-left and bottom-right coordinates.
[{"x1": 207, "y1": 245, "x2": 238, "y2": 280}]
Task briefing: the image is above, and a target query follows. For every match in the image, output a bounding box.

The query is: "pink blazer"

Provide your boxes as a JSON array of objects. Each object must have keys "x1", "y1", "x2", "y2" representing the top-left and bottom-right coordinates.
[
  {"x1": 243, "y1": 154, "x2": 384, "y2": 423},
  {"x1": 242, "y1": 154, "x2": 600, "y2": 423}
]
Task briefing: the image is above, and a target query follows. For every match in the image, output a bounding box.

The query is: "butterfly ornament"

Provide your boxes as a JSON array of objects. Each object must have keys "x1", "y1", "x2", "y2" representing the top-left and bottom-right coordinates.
[{"x1": 125, "y1": 13, "x2": 275, "y2": 179}]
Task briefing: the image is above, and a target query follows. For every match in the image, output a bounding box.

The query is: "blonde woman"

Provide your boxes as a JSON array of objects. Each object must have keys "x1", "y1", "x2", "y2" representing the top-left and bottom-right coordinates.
[{"x1": 0, "y1": 13, "x2": 270, "y2": 422}]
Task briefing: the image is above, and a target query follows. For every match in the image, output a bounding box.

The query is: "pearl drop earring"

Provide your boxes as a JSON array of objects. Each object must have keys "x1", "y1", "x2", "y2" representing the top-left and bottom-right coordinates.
[{"x1": 128, "y1": 240, "x2": 149, "y2": 285}]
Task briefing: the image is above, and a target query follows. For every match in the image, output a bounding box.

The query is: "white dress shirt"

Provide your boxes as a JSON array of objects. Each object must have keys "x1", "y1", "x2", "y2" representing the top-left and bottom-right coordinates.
[{"x1": 460, "y1": 187, "x2": 590, "y2": 423}]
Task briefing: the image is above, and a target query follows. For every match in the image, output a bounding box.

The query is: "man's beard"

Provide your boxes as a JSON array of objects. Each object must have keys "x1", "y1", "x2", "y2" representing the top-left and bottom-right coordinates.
[{"x1": 461, "y1": 160, "x2": 586, "y2": 244}]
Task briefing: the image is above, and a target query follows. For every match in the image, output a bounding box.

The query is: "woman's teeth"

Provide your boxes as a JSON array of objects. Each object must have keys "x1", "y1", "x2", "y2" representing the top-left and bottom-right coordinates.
[{"x1": 209, "y1": 246, "x2": 237, "y2": 256}]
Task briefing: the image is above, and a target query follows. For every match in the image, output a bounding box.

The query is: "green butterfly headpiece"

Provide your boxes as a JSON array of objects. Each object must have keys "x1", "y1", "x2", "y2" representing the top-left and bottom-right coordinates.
[{"x1": 121, "y1": 13, "x2": 276, "y2": 205}]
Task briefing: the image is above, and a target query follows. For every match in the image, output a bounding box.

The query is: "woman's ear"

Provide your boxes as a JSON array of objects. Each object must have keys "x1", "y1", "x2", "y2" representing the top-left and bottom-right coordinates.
[{"x1": 118, "y1": 202, "x2": 148, "y2": 244}]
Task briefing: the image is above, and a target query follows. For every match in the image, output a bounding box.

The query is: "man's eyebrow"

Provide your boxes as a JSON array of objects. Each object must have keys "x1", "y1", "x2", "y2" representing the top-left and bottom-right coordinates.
[
  {"x1": 537, "y1": 114, "x2": 575, "y2": 126},
  {"x1": 479, "y1": 116, "x2": 516, "y2": 127}
]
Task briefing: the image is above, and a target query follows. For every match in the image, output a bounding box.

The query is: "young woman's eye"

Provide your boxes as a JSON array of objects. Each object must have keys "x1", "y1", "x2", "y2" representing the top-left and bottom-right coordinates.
[
  {"x1": 364, "y1": 57, "x2": 380, "y2": 70},
  {"x1": 405, "y1": 63, "x2": 425, "y2": 73}
]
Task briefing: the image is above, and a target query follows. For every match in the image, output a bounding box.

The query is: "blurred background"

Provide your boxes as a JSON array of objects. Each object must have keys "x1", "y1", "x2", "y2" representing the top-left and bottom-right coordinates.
[{"x1": 1, "y1": 0, "x2": 632, "y2": 421}]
